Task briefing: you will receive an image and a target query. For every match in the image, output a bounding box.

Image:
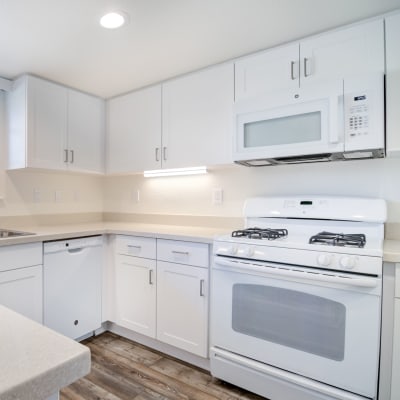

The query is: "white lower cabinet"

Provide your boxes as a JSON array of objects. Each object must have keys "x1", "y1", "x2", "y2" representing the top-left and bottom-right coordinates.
[
  {"x1": 0, "y1": 243, "x2": 43, "y2": 324},
  {"x1": 114, "y1": 235, "x2": 209, "y2": 357},
  {"x1": 115, "y1": 254, "x2": 156, "y2": 337},
  {"x1": 157, "y1": 261, "x2": 208, "y2": 357},
  {"x1": 391, "y1": 263, "x2": 400, "y2": 400},
  {"x1": 391, "y1": 298, "x2": 400, "y2": 399}
]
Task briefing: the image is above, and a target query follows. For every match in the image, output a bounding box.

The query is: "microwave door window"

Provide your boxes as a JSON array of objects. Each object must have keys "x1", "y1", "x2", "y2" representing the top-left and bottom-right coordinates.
[{"x1": 243, "y1": 111, "x2": 322, "y2": 148}]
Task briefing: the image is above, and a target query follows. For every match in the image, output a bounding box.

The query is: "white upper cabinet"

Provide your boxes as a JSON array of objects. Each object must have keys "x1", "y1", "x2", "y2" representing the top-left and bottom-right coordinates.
[
  {"x1": 6, "y1": 75, "x2": 105, "y2": 173},
  {"x1": 107, "y1": 63, "x2": 233, "y2": 173},
  {"x1": 300, "y1": 19, "x2": 384, "y2": 84},
  {"x1": 106, "y1": 85, "x2": 162, "y2": 174},
  {"x1": 385, "y1": 13, "x2": 400, "y2": 157},
  {"x1": 235, "y1": 43, "x2": 300, "y2": 101},
  {"x1": 67, "y1": 90, "x2": 105, "y2": 173},
  {"x1": 235, "y1": 19, "x2": 384, "y2": 101},
  {"x1": 161, "y1": 63, "x2": 234, "y2": 169}
]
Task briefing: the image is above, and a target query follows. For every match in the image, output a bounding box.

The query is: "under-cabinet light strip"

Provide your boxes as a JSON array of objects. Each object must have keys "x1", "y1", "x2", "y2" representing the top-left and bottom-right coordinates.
[{"x1": 143, "y1": 166, "x2": 207, "y2": 178}]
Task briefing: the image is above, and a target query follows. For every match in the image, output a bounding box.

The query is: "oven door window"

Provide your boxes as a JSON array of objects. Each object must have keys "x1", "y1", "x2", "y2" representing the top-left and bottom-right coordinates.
[{"x1": 232, "y1": 284, "x2": 346, "y2": 361}]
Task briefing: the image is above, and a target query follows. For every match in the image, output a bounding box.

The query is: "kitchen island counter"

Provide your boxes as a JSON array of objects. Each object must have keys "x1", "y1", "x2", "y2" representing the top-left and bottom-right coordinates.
[{"x1": 0, "y1": 305, "x2": 90, "y2": 400}]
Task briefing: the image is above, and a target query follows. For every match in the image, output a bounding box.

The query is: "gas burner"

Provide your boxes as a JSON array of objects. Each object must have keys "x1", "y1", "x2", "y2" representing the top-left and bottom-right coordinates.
[
  {"x1": 232, "y1": 227, "x2": 288, "y2": 240},
  {"x1": 309, "y1": 232, "x2": 366, "y2": 248}
]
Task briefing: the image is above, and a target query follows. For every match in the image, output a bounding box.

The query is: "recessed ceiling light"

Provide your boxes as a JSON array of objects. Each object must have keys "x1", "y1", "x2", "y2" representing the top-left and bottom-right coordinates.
[{"x1": 100, "y1": 11, "x2": 127, "y2": 29}]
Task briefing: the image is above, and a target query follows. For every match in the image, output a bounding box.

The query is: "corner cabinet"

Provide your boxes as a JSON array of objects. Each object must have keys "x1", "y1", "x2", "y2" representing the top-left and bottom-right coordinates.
[
  {"x1": 106, "y1": 62, "x2": 233, "y2": 174},
  {"x1": 235, "y1": 18, "x2": 384, "y2": 101},
  {"x1": 6, "y1": 75, "x2": 105, "y2": 174},
  {"x1": 385, "y1": 13, "x2": 400, "y2": 157},
  {"x1": 0, "y1": 243, "x2": 43, "y2": 324}
]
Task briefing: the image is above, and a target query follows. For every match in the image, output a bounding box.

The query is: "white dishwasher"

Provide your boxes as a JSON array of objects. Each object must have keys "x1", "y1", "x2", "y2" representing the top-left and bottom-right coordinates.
[{"x1": 44, "y1": 236, "x2": 102, "y2": 340}]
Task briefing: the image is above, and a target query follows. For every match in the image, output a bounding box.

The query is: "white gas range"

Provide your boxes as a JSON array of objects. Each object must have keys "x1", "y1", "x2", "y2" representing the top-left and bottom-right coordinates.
[{"x1": 210, "y1": 196, "x2": 386, "y2": 400}]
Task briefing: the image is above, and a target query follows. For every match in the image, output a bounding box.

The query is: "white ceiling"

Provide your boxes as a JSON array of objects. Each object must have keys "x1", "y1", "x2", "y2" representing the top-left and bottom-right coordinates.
[{"x1": 1, "y1": 0, "x2": 400, "y2": 98}]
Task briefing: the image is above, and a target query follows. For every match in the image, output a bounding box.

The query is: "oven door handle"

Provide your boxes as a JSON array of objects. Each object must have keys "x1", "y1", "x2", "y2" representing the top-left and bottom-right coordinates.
[{"x1": 214, "y1": 258, "x2": 378, "y2": 288}]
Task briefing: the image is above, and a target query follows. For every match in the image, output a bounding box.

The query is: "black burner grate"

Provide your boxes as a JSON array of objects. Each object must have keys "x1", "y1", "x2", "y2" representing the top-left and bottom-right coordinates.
[
  {"x1": 309, "y1": 231, "x2": 366, "y2": 248},
  {"x1": 232, "y1": 227, "x2": 288, "y2": 240}
]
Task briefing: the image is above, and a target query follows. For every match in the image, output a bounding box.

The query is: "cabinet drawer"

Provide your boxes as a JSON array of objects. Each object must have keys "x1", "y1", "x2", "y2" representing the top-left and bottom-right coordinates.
[
  {"x1": 116, "y1": 235, "x2": 156, "y2": 259},
  {"x1": 0, "y1": 242, "x2": 43, "y2": 272},
  {"x1": 157, "y1": 239, "x2": 209, "y2": 268}
]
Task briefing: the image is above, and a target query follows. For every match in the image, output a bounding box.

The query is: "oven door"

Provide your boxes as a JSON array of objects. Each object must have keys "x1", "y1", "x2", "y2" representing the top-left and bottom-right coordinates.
[
  {"x1": 210, "y1": 256, "x2": 381, "y2": 399},
  {"x1": 233, "y1": 80, "x2": 344, "y2": 163}
]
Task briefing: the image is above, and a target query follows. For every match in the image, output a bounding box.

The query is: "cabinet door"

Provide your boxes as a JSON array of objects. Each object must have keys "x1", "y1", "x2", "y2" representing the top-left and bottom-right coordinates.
[
  {"x1": 235, "y1": 43, "x2": 300, "y2": 101},
  {"x1": 157, "y1": 261, "x2": 208, "y2": 357},
  {"x1": 107, "y1": 85, "x2": 162, "y2": 173},
  {"x1": 115, "y1": 254, "x2": 156, "y2": 337},
  {"x1": 162, "y1": 63, "x2": 234, "y2": 168},
  {"x1": 26, "y1": 76, "x2": 68, "y2": 170},
  {"x1": 67, "y1": 90, "x2": 105, "y2": 173},
  {"x1": 385, "y1": 13, "x2": 400, "y2": 158},
  {"x1": 0, "y1": 265, "x2": 43, "y2": 323},
  {"x1": 300, "y1": 19, "x2": 384, "y2": 85},
  {"x1": 391, "y1": 298, "x2": 400, "y2": 400}
]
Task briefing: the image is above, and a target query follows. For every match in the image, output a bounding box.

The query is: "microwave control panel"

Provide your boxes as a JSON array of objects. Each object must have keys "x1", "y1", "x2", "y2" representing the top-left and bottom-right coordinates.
[{"x1": 345, "y1": 94, "x2": 369, "y2": 137}]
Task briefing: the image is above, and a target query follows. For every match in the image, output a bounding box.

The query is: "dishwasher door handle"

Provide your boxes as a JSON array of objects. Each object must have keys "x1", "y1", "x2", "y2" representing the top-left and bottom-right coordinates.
[{"x1": 67, "y1": 247, "x2": 84, "y2": 254}]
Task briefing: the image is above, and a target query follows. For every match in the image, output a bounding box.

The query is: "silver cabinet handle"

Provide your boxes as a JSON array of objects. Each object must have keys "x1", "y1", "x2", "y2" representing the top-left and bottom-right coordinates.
[
  {"x1": 290, "y1": 61, "x2": 296, "y2": 80},
  {"x1": 64, "y1": 149, "x2": 68, "y2": 163},
  {"x1": 200, "y1": 279, "x2": 205, "y2": 297},
  {"x1": 149, "y1": 269, "x2": 154, "y2": 285},
  {"x1": 172, "y1": 250, "x2": 189, "y2": 255},
  {"x1": 155, "y1": 147, "x2": 160, "y2": 162},
  {"x1": 163, "y1": 146, "x2": 167, "y2": 161},
  {"x1": 127, "y1": 245, "x2": 141, "y2": 248},
  {"x1": 304, "y1": 57, "x2": 310, "y2": 77},
  {"x1": 70, "y1": 149, "x2": 74, "y2": 163}
]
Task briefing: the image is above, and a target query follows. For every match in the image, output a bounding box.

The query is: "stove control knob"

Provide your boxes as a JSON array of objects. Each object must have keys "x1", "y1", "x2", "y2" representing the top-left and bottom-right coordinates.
[
  {"x1": 340, "y1": 256, "x2": 356, "y2": 269},
  {"x1": 244, "y1": 247, "x2": 255, "y2": 258},
  {"x1": 317, "y1": 254, "x2": 332, "y2": 267},
  {"x1": 227, "y1": 245, "x2": 238, "y2": 255}
]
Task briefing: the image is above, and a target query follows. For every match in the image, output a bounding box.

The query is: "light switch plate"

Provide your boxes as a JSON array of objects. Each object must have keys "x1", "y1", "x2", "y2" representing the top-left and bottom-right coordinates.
[{"x1": 212, "y1": 188, "x2": 223, "y2": 205}]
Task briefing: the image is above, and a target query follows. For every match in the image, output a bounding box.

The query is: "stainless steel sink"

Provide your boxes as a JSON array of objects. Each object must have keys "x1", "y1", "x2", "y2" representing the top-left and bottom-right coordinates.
[{"x1": 0, "y1": 229, "x2": 36, "y2": 238}]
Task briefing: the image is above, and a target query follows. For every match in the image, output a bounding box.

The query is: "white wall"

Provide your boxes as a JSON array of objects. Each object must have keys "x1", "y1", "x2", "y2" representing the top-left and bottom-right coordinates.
[
  {"x1": 104, "y1": 157, "x2": 400, "y2": 222},
  {"x1": 0, "y1": 169, "x2": 103, "y2": 217}
]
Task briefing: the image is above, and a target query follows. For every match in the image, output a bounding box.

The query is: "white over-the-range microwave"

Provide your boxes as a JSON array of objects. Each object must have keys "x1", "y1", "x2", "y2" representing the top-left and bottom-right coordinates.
[{"x1": 233, "y1": 73, "x2": 385, "y2": 166}]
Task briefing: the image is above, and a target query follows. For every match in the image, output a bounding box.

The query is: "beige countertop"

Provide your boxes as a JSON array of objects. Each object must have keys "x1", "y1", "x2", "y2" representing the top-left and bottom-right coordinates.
[
  {"x1": 383, "y1": 240, "x2": 400, "y2": 263},
  {"x1": 0, "y1": 221, "x2": 231, "y2": 247},
  {"x1": 0, "y1": 305, "x2": 90, "y2": 400}
]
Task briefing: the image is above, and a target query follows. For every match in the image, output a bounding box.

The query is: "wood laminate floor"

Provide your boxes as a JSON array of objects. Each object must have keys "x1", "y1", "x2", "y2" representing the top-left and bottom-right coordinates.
[{"x1": 60, "y1": 332, "x2": 267, "y2": 400}]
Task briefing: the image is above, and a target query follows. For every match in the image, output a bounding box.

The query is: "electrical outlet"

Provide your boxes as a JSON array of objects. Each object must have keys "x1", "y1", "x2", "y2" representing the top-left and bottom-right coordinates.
[
  {"x1": 212, "y1": 188, "x2": 223, "y2": 205},
  {"x1": 74, "y1": 190, "x2": 80, "y2": 202},
  {"x1": 33, "y1": 189, "x2": 41, "y2": 203}
]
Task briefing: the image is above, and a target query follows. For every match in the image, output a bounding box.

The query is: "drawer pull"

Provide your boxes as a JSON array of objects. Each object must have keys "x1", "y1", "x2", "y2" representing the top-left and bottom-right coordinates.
[
  {"x1": 172, "y1": 250, "x2": 189, "y2": 256},
  {"x1": 128, "y1": 245, "x2": 142, "y2": 249}
]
